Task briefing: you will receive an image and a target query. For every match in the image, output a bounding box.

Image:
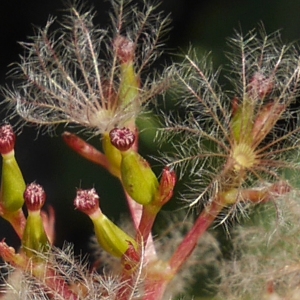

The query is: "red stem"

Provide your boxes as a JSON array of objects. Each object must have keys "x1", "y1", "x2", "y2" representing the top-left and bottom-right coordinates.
[
  {"x1": 143, "y1": 280, "x2": 169, "y2": 300},
  {"x1": 143, "y1": 197, "x2": 225, "y2": 300},
  {"x1": 137, "y1": 205, "x2": 159, "y2": 247},
  {"x1": 124, "y1": 192, "x2": 158, "y2": 259},
  {"x1": 62, "y1": 132, "x2": 110, "y2": 169},
  {"x1": 170, "y1": 198, "x2": 224, "y2": 272}
]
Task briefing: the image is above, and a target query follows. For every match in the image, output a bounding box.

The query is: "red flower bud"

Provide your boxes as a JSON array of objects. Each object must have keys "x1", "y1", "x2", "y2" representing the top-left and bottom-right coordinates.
[
  {"x1": 248, "y1": 72, "x2": 273, "y2": 100},
  {"x1": 114, "y1": 35, "x2": 135, "y2": 63},
  {"x1": 0, "y1": 124, "x2": 16, "y2": 155},
  {"x1": 74, "y1": 188, "x2": 100, "y2": 215},
  {"x1": 24, "y1": 183, "x2": 46, "y2": 211},
  {"x1": 156, "y1": 167, "x2": 177, "y2": 205},
  {"x1": 109, "y1": 127, "x2": 135, "y2": 152}
]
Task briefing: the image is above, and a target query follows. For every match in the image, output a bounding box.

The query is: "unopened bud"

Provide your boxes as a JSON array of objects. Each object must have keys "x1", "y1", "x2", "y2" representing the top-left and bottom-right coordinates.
[
  {"x1": 24, "y1": 183, "x2": 46, "y2": 211},
  {"x1": 155, "y1": 167, "x2": 176, "y2": 206},
  {"x1": 114, "y1": 35, "x2": 135, "y2": 63},
  {"x1": 22, "y1": 183, "x2": 50, "y2": 257},
  {"x1": 0, "y1": 125, "x2": 25, "y2": 213},
  {"x1": 102, "y1": 132, "x2": 122, "y2": 178},
  {"x1": 74, "y1": 188, "x2": 138, "y2": 257},
  {"x1": 74, "y1": 188, "x2": 99, "y2": 215},
  {"x1": 109, "y1": 127, "x2": 135, "y2": 152},
  {"x1": 116, "y1": 36, "x2": 140, "y2": 107},
  {"x1": 0, "y1": 125, "x2": 15, "y2": 155},
  {"x1": 121, "y1": 150, "x2": 159, "y2": 205},
  {"x1": 248, "y1": 72, "x2": 273, "y2": 100}
]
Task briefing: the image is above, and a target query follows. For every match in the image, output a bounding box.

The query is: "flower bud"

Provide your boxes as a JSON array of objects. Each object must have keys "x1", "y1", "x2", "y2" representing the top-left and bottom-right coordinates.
[
  {"x1": 121, "y1": 150, "x2": 159, "y2": 205},
  {"x1": 0, "y1": 124, "x2": 16, "y2": 155},
  {"x1": 24, "y1": 183, "x2": 46, "y2": 211},
  {"x1": 74, "y1": 188, "x2": 138, "y2": 257},
  {"x1": 0, "y1": 124, "x2": 25, "y2": 213},
  {"x1": 114, "y1": 35, "x2": 135, "y2": 64},
  {"x1": 74, "y1": 188, "x2": 99, "y2": 215},
  {"x1": 248, "y1": 72, "x2": 273, "y2": 100},
  {"x1": 102, "y1": 132, "x2": 122, "y2": 178},
  {"x1": 22, "y1": 183, "x2": 50, "y2": 257},
  {"x1": 115, "y1": 36, "x2": 140, "y2": 108},
  {"x1": 154, "y1": 167, "x2": 176, "y2": 206},
  {"x1": 109, "y1": 127, "x2": 135, "y2": 152},
  {"x1": 108, "y1": 127, "x2": 159, "y2": 205}
]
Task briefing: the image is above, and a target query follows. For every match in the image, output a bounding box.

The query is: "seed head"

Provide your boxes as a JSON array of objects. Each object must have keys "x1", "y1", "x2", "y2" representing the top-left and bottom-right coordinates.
[
  {"x1": 3, "y1": 0, "x2": 173, "y2": 136},
  {"x1": 159, "y1": 27, "x2": 300, "y2": 215}
]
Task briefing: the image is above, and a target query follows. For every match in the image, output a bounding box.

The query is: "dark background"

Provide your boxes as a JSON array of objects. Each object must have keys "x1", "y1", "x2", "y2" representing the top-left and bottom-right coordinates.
[{"x1": 0, "y1": 0, "x2": 300, "y2": 252}]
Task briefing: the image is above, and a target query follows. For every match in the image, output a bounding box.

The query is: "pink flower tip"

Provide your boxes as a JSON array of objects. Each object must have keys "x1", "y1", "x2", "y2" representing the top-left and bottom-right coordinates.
[
  {"x1": 0, "y1": 124, "x2": 16, "y2": 155},
  {"x1": 157, "y1": 167, "x2": 177, "y2": 205},
  {"x1": 113, "y1": 35, "x2": 135, "y2": 63},
  {"x1": 74, "y1": 188, "x2": 100, "y2": 215},
  {"x1": 24, "y1": 183, "x2": 46, "y2": 211},
  {"x1": 247, "y1": 72, "x2": 273, "y2": 99},
  {"x1": 109, "y1": 127, "x2": 135, "y2": 151}
]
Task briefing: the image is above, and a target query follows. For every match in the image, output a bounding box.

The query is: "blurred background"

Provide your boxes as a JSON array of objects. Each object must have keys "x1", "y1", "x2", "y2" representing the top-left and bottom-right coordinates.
[{"x1": 0, "y1": 0, "x2": 300, "y2": 296}]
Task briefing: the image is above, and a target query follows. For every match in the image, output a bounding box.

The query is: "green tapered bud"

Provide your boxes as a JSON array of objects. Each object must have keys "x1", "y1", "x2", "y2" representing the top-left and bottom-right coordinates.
[
  {"x1": 102, "y1": 132, "x2": 122, "y2": 178},
  {"x1": 154, "y1": 167, "x2": 177, "y2": 206},
  {"x1": 74, "y1": 188, "x2": 138, "y2": 258},
  {"x1": 114, "y1": 35, "x2": 140, "y2": 107},
  {"x1": 92, "y1": 213, "x2": 138, "y2": 258},
  {"x1": 22, "y1": 183, "x2": 50, "y2": 257},
  {"x1": 0, "y1": 125, "x2": 25, "y2": 213},
  {"x1": 110, "y1": 128, "x2": 159, "y2": 205},
  {"x1": 121, "y1": 151, "x2": 159, "y2": 205}
]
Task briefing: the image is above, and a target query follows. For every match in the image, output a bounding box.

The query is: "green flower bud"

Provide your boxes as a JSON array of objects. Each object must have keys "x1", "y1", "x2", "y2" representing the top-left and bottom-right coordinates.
[
  {"x1": 0, "y1": 125, "x2": 25, "y2": 213},
  {"x1": 74, "y1": 188, "x2": 138, "y2": 258},
  {"x1": 121, "y1": 150, "x2": 159, "y2": 205},
  {"x1": 1, "y1": 155, "x2": 26, "y2": 212},
  {"x1": 102, "y1": 132, "x2": 122, "y2": 178},
  {"x1": 92, "y1": 212, "x2": 137, "y2": 258},
  {"x1": 119, "y1": 61, "x2": 140, "y2": 107},
  {"x1": 114, "y1": 36, "x2": 140, "y2": 107},
  {"x1": 109, "y1": 127, "x2": 159, "y2": 205},
  {"x1": 22, "y1": 183, "x2": 50, "y2": 257}
]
